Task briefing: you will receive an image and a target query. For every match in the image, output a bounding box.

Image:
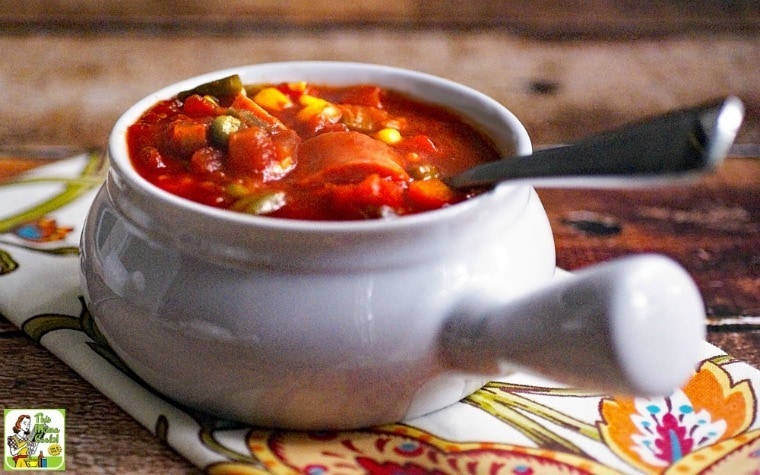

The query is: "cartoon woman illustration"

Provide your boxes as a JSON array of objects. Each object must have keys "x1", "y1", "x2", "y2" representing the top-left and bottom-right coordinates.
[{"x1": 6, "y1": 414, "x2": 38, "y2": 468}]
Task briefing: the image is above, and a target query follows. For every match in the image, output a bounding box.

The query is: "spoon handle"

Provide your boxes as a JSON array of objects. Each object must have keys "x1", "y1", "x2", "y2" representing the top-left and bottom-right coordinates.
[{"x1": 447, "y1": 96, "x2": 744, "y2": 189}]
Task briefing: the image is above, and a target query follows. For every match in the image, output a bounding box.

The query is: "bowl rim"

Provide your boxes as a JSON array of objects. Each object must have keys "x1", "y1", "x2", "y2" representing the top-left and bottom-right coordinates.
[{"x1": 108, "y1": 61, "x2": 533, "y2": 233}]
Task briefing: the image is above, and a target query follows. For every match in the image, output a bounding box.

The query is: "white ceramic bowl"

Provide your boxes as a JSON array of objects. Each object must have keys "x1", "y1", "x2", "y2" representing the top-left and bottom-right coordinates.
[{"x1": 79, "y1": 61, "x2": 556, "y2": 429}]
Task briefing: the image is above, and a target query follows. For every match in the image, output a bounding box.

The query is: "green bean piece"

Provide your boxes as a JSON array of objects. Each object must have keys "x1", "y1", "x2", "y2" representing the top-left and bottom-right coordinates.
[
  {"x1": 226, "y1": 108, "x2": 269, "y2": 130},
  {"x1": 210, "y1": 115, "x2": 243, "y2": 148},
  {"x1": 177, "y1": 74, "x2": 244, "y2": 101},
  {"x1": 408, "y1": 164, "x2": 440, "y2": 180}
]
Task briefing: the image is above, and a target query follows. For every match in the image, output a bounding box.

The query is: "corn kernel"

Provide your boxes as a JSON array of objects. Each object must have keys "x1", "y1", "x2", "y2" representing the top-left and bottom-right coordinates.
[
  {"x1": 254, "y1": 87, "x2": 292, "y2": 111},
  {"x1": 296, "y1": 103, "x2": 324, "y2": 121},
  {"x1": 296, "y1": 100, "x2": 342, "y2": 123},
  {"x1": 299, "y1": 94, "x2": 327, "y2": 107},
  {"x1": 376, "y1": 128, "x2": 402, "y2": 145}
]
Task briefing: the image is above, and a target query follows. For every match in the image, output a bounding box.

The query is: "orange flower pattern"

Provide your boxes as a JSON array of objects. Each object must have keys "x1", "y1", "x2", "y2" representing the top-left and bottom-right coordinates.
[
  {"x1": 208, "y1": 425, "x2": 616, "y2": 475},
  {"x1": 12, "y1": 217, "x2": 73, "y2": 242},
  {"x1": 599, "y1": 359, "x2": 756, "y2": 473},
  {"x1": 198, "y1": 357, "x2": 760, "y2": 474}
]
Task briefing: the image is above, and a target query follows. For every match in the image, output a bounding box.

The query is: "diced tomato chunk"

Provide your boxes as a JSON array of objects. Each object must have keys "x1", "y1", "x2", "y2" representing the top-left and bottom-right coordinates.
[
  {"x1": 182, "y1": 94, "x2": 221, "y2": 118},
  {"x1": 326, "y1": 174, "x2": 405, "y2": 219},
  {"x1": 333, "y1": 85, "x2": 383, "y2": 108},
  {"x1": 138, "y1": 146, "x2": 167, "y2": 170},
  {"x1": 155, "y1": 173, "x2": 226, "y2": 207},
  {"x1": 227, "y1": 127, "x2": 298, "y2": 181},
  {"x1": 190, "y1": 147, "x2": 225, "y2": 175}
]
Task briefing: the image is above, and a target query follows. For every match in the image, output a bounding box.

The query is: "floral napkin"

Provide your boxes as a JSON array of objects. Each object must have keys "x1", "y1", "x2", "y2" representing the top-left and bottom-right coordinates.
[{"x1": 2, "y1": 153, "x2": 760, "y2": 474}]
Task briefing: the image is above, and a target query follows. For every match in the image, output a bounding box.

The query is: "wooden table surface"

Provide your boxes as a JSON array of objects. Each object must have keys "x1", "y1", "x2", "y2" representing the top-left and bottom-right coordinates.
[{"x1": 1, "y1": 6, "x2": 758, "y2": 472}]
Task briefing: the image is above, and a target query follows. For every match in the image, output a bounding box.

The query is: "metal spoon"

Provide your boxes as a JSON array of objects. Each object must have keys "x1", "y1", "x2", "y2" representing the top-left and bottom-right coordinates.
[{"x1": 446, "y1": 96, "x2": 744, "y2": 189}]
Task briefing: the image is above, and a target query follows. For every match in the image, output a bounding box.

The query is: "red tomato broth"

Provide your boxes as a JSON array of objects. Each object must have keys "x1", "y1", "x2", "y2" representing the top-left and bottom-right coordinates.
[{"x1": 127, "y1": 78, "x2": 501, "y2": 221}]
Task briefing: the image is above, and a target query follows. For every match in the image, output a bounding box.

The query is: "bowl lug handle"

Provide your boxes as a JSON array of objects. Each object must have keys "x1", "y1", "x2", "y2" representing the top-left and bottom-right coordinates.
[{"x1": 439, "y1": 254, "x2": 706, "y2": 396}]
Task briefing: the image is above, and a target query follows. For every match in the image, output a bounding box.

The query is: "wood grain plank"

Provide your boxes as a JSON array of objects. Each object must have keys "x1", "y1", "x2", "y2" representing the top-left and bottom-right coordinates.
[
  {"x1": 538, "y1": 157, "x2": 760, "y2": 318},
  {"x1": 0, "y1": 334, "x2": 200, "y2": 473},
  {"x1": 2, "y1": 0, "x2": 758, "y2": 37},
  {"x1": 1, "y1": 32, "x2": 758, "y2": 149}
]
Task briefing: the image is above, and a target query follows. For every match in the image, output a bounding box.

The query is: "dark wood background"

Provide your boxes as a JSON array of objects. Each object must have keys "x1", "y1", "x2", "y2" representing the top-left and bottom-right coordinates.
[{"x1": 3, "y1": 1, "x2": 760, "y2": 36}]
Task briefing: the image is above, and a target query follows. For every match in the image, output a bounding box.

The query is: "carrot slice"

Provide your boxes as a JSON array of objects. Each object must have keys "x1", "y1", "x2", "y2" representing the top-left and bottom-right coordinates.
[
  {"x1": 167, "y1": 119, "x2": 209, "y2": 156},
  {"x1": 230, "y1": 93, "x2": 287, "y2": 131},
  {"x1": 407, "y1": 179, "x2": 461, "y2": 210}
]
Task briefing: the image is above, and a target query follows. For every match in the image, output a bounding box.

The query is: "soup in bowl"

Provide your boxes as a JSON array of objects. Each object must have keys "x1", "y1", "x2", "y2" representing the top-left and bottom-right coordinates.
[
  {"x1": 81, "y1": 61, "x2": 569, "y2": 429},
  {"x1": 126, "y1": 75, "x2": 505, "y2": 220}
]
